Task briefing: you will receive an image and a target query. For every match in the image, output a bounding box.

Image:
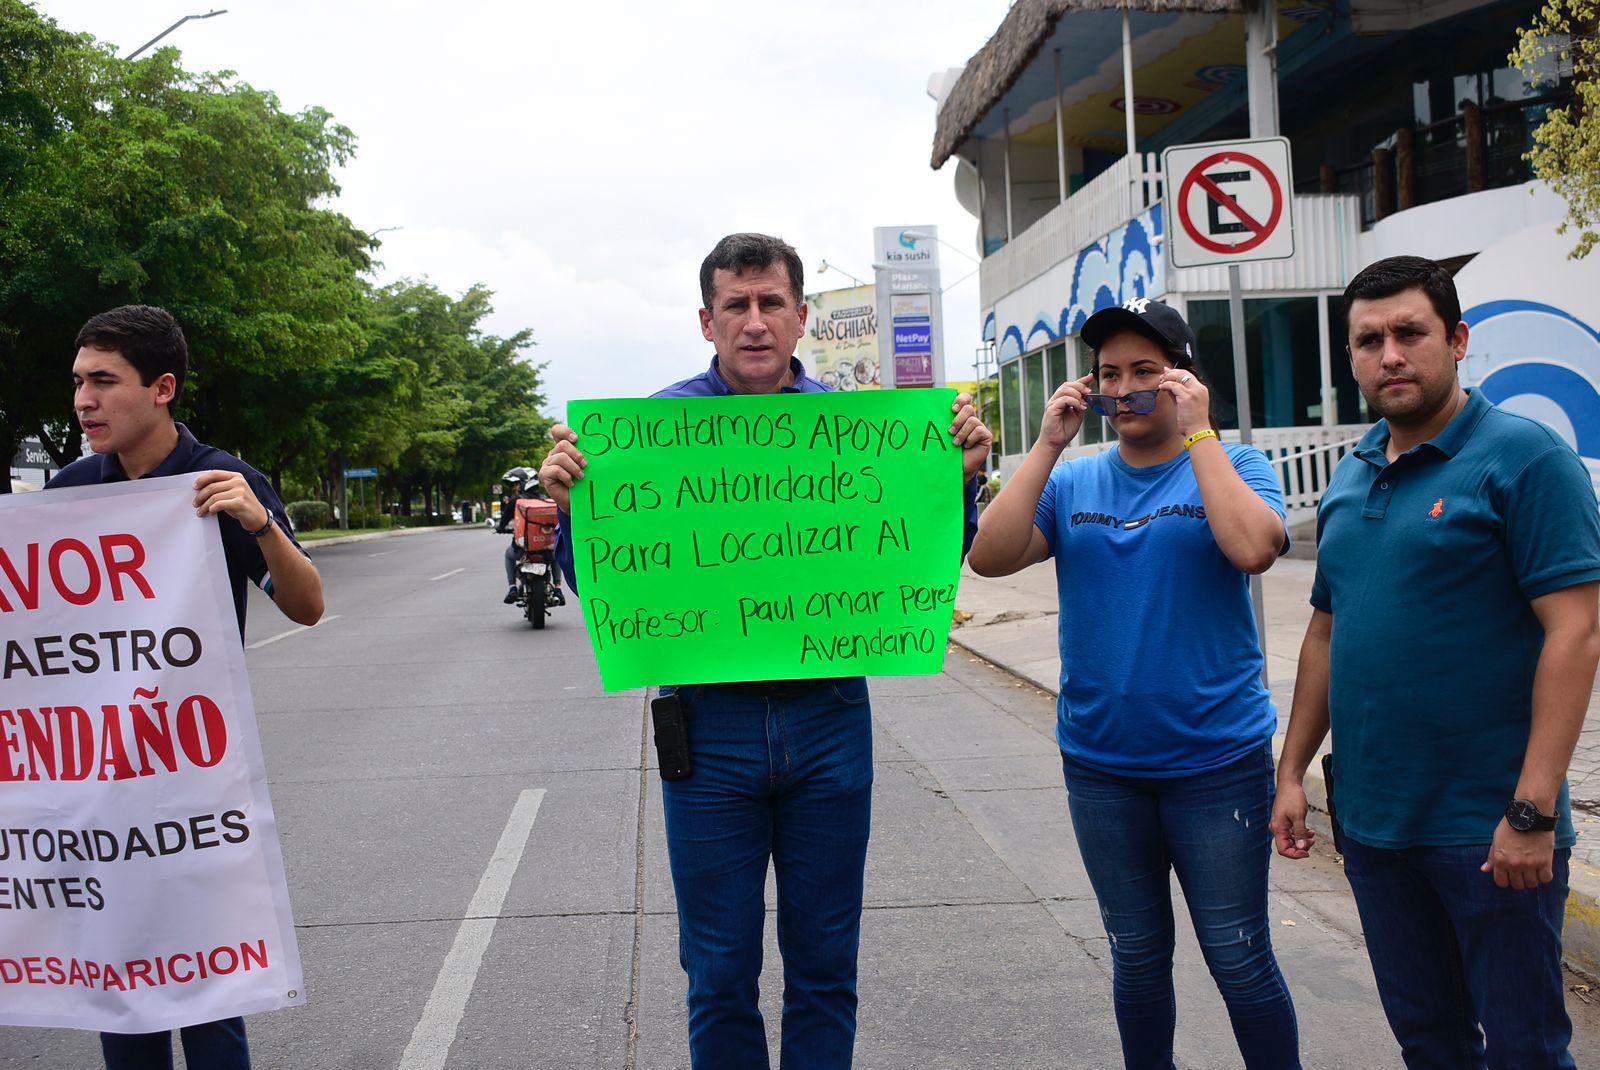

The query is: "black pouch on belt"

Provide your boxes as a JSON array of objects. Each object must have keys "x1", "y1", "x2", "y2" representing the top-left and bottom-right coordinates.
[
  {"x1": 651, "y1": 692, "x2": 692, "y2": 781},
  {"x1": 1321, "y1": 753, "x2": 1345, "y2": 856}
]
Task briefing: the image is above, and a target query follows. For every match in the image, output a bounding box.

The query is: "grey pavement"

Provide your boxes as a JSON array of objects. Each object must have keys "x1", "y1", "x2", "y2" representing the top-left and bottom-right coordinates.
[{"x1": 5, "y1": 526, "x2": 1600, "y2": 1067}]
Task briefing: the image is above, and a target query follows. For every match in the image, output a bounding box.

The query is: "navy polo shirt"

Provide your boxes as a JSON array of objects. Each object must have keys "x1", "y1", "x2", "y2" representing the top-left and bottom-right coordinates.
[
  {"x1": 1312, "y1": 389, "x2": 1600, "y2": 849},
  {"x1": 45, "y1": 423, "x2": 304, "y2": 639}
]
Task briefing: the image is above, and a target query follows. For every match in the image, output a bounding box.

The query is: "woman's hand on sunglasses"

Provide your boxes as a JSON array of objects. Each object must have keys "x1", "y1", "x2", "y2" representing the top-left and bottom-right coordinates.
[
  {"x1": 1039, "y1": 373, "x2": 1097, "y2": 452},
  {"x1": 1157, "y1": 367, "x2": 1211, "y2": 438}
]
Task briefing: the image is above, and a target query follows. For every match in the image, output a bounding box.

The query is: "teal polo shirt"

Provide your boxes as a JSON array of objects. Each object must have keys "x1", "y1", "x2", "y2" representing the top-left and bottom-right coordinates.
[{"x1": 1312, "y1": 389, "x2": 1600, "y2": 849}]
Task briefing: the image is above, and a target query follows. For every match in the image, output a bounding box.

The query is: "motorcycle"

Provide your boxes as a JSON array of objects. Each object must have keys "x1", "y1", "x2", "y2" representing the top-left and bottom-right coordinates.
[{"x1": 512, "y1": 496, "x2": 563, "y2": 629}]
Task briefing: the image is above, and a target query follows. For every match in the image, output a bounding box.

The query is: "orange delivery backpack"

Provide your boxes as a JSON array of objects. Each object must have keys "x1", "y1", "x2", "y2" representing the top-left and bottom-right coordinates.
[{"x1": 514, "y1": 498, "x2": 559, "y2": 552}]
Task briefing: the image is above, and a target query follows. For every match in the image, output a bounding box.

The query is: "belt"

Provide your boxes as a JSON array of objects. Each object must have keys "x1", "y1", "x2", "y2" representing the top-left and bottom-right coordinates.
[{"x1": 705, "y1": 678, "x2": 843, "y2": 698}]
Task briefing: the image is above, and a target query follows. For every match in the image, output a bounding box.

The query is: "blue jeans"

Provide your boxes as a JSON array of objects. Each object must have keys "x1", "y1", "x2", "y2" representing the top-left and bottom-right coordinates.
[
  {"x1": 664, "y1": 680, "x2": 874, "y2": 1070},
  {"x1": 100, "y1": 1018, "x2": 249, "y2": 1069},
  {"x1": 1341, "y1": 834, "x2": 1574, "y2": 1069},
  {"x1": 1061, "y1": 744, "x2": 1300, "y2": 1070}
]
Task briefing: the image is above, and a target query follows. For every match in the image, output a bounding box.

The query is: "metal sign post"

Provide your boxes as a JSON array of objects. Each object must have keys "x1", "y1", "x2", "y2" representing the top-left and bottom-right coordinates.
[
  {"x1": 343, "y1": 467, "x2": 379, "y2": 528},
  {"x1": 1163, "y1": 136, "x2": 1296, "y2": 686}
]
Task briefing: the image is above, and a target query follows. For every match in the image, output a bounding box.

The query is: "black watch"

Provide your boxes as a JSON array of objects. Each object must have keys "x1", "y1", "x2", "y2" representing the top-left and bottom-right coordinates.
[{"x1": 1505, "y1": 798, "x2": 1558, "y2": 833}]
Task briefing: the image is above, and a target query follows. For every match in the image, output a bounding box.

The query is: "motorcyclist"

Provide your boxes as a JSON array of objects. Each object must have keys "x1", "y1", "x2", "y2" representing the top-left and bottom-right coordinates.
[
  {"x1": 495, "y1": 469, "x2": 526, "y2": 537},
  {"x1": 501, "y1": 466, "x2": 565, "y2": 606}
]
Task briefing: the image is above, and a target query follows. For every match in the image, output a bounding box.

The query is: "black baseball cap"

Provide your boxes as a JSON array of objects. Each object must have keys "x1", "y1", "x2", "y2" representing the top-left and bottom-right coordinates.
[{"x1": 1080, "y1": 299, "x2": 1198, "y2": 365}]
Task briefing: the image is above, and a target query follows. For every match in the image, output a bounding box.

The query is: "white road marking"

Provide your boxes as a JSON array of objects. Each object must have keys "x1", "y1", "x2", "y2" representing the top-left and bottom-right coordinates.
[
  {"x1": 366, "y1": 549, "x2": 398, "y2": 558},
  {"x1": 398, "y1": 788, "x2": 547, "y2": 1070},
  {"x1": 429, "y1": 567, "x2": 465, "y2": 581},
  {"x1": 244, "y1": 614, "x2": 341, "y2": 650}
]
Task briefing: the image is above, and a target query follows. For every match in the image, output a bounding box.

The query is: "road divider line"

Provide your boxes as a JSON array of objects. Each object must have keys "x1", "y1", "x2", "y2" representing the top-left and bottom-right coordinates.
[
  {"x1": 245, "y1": 614, "x2": 341, "y2": 651},
  {"x1": 429, "y1": 567, "x2": 465, "y2": 581},
  {"x1": 366, "y1": 549, "x2": 398, "y2": 558},
  {"x1": 398, "y1": 788, "x2": 546, "y2": 1070}
]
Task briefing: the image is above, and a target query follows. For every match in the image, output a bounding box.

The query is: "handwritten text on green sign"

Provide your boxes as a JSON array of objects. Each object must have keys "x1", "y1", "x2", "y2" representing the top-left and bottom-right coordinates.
[{"x1": 570, "y1": 390, "x2": 964, "y2": 691}]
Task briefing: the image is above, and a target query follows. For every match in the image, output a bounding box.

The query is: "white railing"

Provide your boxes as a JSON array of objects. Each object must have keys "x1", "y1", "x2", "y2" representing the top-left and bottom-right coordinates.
[
  {"x1": 979, "y1": 153, "x2": 1164, "y2": 311},
  {"x1": 1233, "y1": 425, "x2": 1368, "y2": 517}
]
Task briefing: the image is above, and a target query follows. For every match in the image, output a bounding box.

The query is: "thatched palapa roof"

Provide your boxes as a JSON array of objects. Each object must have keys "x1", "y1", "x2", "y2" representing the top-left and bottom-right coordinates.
[{"x1": 931, "y1": 0, "x2": 1244, "y2": 169}]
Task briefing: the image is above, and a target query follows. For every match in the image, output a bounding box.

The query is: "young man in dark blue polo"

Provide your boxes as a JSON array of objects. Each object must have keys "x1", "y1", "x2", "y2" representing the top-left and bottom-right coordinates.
[
  {"x1": 539, "y1": 233, "x2": 991, "y2": 1068},
  {"x1": 1271, "y1": 257, "x2": 1600, "y2": 1068},
  {"x1": 46, "y1": 304, "x2": 324, "y2": 1070}
]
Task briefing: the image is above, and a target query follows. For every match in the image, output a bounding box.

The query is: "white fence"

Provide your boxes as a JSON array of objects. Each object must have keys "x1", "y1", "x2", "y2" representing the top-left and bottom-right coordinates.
[
  {"x1": 978, "y1": 153, "x2": 1164, "y2": 312},
  {"x1": 1241, "y1": 424, "x2": 1368, "y2": 518}
]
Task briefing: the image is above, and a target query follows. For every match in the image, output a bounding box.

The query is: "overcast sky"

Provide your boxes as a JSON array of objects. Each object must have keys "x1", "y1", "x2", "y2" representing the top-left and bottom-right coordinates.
[{"x1": 36, "y1": 1, "x2": 1011, "y2": 417}]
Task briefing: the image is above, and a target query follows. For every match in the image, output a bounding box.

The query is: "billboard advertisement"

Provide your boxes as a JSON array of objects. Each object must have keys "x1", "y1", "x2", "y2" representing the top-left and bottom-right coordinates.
[{"x1": 803, "y1": 284, "x2": 880, "y2": 392}]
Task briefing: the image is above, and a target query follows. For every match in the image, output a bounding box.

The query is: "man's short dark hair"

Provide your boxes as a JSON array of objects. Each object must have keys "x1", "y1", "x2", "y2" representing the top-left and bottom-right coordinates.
[
  {"x1": 699, "y1": 233, "x2": 804, "y2": 310},
  {"x1": 1341, "y1": 256, "x2": 1461, "y2": 338},
  {"x1": 75, "y1": 305, "x2": 189, "y2": 409}
]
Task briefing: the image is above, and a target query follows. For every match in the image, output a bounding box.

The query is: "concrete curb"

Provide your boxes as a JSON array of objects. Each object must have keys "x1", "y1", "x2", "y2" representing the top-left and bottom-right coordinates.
[
  {"x1": 945, "y1": 628, "x2": 1600, "y2": 981},
  {"x1": 299, "y1": 523, "x2": 486, "y2": 551}
]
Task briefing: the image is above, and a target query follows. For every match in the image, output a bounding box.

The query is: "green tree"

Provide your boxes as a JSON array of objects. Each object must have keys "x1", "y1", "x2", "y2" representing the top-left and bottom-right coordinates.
[
  {"x1": 0, "y1": 3, "x2": 552, "y2": 504},
  {"x1": 0, "y1": 1, "x2": 370, "y2": 489},
  {"x1": 348, "y1": 281, "x2": 549, "y2": 516},
  {"x1": 1512, "y1": 0, "x2": 1600, "y2": 258}
]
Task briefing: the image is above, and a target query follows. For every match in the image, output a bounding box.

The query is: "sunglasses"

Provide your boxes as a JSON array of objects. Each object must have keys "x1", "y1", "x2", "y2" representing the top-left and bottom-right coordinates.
[{"x1": 1084, "y1": 389, "x2": 1161, "y2": 418}]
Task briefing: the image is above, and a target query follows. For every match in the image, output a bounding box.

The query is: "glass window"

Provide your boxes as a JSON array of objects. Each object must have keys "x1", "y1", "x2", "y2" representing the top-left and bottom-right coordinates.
[
  {"x1": 1047, "y1": 343, "x2": 1070, "y2": 395},
  {"x1": 1326, "y1": 296, "x2": 1370, "y2": 424},
  {"x1": 1189, "y1": 296, "x2": 1325, "y2": 430},
  {"x1": 1074, "y1": 337, "x2": 1107, "y2": 446},
  {"x1": 1024, "y1": 349, "x2": 1047, "y2": 451},
  {"x1": 1000, "y1": 359, "x2": 1023, "y2": 457}
]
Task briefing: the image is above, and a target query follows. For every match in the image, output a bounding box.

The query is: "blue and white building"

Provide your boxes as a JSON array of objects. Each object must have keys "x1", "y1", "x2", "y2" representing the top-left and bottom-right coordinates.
[{"x1": 931, "y1": 0, "x2": 1598, "y2": 513}]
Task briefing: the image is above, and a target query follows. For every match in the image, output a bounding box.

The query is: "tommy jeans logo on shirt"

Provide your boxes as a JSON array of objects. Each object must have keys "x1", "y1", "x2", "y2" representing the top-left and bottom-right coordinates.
[
  {"x1": 1071, "y1": 503, "x2": 1207, "y2": 530},
  {"x1": 1429, "y1": 498, "x2": 1445, "y2": 519}
]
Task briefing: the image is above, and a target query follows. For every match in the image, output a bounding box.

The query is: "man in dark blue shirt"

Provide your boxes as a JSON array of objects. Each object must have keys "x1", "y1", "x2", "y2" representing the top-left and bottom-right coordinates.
[
  {"x1": 45, "y1": 305, "x2": 324, "y2": 1070},
  {"x1": 1271, "y1": 257, "x2": 1600, "y2": 1068},
  {"x1": 542, "y1": 233, "x2": 989, "y2": 1068}
]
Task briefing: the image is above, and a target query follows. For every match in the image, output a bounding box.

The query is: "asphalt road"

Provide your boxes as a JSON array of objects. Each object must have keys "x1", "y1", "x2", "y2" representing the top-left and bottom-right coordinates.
[{"x1": 6, "y1": 525, "x2": 1600, "y2": 1068}]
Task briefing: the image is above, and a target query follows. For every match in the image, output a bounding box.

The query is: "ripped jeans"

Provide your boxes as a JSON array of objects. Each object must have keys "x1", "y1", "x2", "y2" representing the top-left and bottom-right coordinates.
[{"x1": 1061, "y1": 743, "x2": 1301, "y2": 1070}]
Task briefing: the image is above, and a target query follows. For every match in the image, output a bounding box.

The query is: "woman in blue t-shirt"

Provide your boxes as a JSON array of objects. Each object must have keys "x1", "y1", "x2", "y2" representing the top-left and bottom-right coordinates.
[{"x1": 970, "y1": 300, "x2": 1300, "y2": 1070}]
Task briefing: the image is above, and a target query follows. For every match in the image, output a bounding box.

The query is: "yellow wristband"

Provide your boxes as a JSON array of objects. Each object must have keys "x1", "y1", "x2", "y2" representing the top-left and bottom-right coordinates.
[{"x1": 1183, "y1": 429, "x2": 1218, "y2": 451}]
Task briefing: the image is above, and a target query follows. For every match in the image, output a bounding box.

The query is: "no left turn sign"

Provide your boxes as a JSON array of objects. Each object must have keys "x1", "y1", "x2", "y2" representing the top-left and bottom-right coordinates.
[{"x1": 1162, "y1": 136, "x2": 1295, "y2": 268}]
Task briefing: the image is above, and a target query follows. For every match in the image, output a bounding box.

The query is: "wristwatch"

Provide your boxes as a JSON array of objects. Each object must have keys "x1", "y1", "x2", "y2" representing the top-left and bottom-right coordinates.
[{"x1": 1505, "y1": 798, "x2": 1558, "y2": 833}]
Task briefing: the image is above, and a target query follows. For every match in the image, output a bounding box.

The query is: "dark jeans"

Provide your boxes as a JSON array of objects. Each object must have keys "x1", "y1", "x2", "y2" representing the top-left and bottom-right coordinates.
[
  {"x1": 100, "y1": 1018, "x2": 249, "y2": 1069},
  {"x1": 1341, "y1": 834, "x2": 1574, "y2": 1069},
  {"x1": 664, "y1": 680, "x2": 874, "y2": 1070},
  {"x1": 1062, "y1": 744, "x2": 1301, "y2": 1070}
]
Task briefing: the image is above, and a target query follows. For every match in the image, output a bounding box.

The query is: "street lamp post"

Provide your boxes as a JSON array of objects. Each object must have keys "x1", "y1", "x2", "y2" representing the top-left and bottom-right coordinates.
[
  {"x1": 125, "y1": 9, "x2": 227, "y2": 61},
  {"x1": 816, "y1": 260, "x2": 868, "y2": 288}
]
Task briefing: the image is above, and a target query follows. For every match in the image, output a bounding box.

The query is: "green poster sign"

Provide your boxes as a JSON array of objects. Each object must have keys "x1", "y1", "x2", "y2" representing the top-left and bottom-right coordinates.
[{"x1": 570, "y1": 390, "x2": 964, "y2": 691}]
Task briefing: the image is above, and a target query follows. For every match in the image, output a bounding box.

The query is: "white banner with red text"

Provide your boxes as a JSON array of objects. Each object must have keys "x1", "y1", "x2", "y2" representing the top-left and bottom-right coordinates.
[{"x1": 0, "y1": 476, "x2": 304, "y2": 1032}]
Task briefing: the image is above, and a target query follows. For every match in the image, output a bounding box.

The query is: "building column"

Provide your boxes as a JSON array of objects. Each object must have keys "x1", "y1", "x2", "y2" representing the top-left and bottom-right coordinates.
[
  {"x1": 1244, "y1": 0, "x2": 1280, "y2": 137},
  {"x1": 1121, "y1": 5, "x2": 1137, "y2": 156},
  {"x1": 1055, "y1": 49, "x2": 1068, "y2": 205},
  {"x1": 1317, "y1": 294, "x2": 1336, "y2": 427},
  {"x1": 976, "y1": 149, "x2": 989, "y2": 256},
  {"x1": 1002, "y1": 108, "x2": 1015, "y2": 241}
]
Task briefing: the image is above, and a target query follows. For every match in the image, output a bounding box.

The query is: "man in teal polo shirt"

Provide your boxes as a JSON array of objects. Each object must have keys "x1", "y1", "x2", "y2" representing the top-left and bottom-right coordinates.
[{"x1": 1270, "y1": 255, "x2": 1600, "y2": 1068}]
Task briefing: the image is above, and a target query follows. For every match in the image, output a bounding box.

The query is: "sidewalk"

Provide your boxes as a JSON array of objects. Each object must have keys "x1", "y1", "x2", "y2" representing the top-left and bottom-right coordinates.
[
  {"x1": 299, "y1": 522, "x2": 485, "y2": 550},
  {"x1": 950, "y1": 559, "x2": 1600, "y2": 977}
]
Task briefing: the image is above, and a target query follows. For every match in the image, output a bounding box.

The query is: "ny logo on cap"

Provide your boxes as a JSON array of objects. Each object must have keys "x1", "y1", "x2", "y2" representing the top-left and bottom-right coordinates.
[{"x1": 1123, "y1": 298, "x2": 1152, "y2": 314}]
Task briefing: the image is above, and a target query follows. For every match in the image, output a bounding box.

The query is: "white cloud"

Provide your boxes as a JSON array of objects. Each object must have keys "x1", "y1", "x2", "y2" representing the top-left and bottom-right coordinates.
[{"x1": 36, "y1": 0, "x2": 1010, "y2": 415}]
